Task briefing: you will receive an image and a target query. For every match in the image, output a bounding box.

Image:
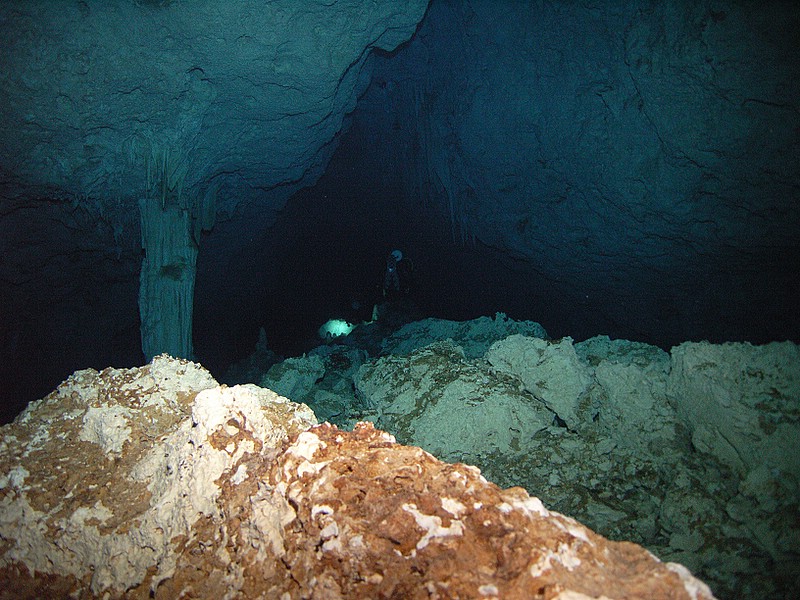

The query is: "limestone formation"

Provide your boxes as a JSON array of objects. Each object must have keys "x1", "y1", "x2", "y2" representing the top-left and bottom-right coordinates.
[
  {"x1": 360, "y1": 0, "x2": 800, "y2": 346},
  {"x1": 0, "y1": 355, "x2": 715, "y2": 599},
  {"x1": 261, "y1": 421, "x2": 715, "y2": 600},
  {"x1": 0, "y1": 0, "x2": 429, "y2": 390},
  {"x1": 486, "y1": 335, "x2": 592, "y2": 431},
  {"x1": 667, "y1": 340, "x2": 800, "y2": 480},
  {"x1": 350, "y1": 326, "x2": 800, "y2": 598},
  {"x1": 138, "y1": 199, "x2": 198, "y2": 361},
  {"x1": 356, "y1": 340, "x2": 553, "y2": 465}
]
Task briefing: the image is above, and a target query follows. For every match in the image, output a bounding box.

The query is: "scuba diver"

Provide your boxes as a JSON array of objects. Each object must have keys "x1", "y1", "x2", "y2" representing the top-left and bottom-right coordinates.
[{"x1": 382, "y1": 249, "x2": 414, "y2": 300}]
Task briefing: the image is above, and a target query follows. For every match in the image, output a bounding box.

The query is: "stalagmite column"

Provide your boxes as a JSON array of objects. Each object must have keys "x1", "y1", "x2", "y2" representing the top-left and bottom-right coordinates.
[
  {"x1": 138, "y1": 198, "x2": 197, "y2": 361},
  {"x1": 135, "y1": 145, "x2": 200, "y2": 361}
]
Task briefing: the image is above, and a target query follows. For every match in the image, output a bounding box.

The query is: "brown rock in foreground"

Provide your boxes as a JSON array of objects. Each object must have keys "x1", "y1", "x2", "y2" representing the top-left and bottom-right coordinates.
[
  {"x1": 0, "y1": 356, "x2": 715, "y2": 599},
  {"x1": 260, "y1": 421, "x2": 716, "y2": 600}
]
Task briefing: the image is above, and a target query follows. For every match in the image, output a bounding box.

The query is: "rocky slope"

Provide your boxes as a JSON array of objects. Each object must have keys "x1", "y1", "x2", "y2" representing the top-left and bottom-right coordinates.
[
  {"x1": 257, "y1": 314, "x2": 800, "y2": 599},
  {"x1": 0, "y1": 355, "x2": 715, "y2": 599}
]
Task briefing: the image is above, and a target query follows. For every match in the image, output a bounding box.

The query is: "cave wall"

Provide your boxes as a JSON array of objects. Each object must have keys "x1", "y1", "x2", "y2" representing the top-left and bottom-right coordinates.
[
  {"x1": 2, "y1": 0, "x2": 798, "y2": 419},
  {"x1": 356, "y1": 0, "x2": 800, "y2": 346}
]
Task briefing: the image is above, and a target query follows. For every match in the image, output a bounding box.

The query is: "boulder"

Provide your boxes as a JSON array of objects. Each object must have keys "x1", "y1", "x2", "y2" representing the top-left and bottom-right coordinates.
[
  {"x1": 356, "y1": 340, "x2": 552, "y2": 464},
  {"x1": 486, "y1": 335, "x2": 592, "y2": 431},
  {"x1": 667, "y1": 340, "x2": 800, "y2": 480}
]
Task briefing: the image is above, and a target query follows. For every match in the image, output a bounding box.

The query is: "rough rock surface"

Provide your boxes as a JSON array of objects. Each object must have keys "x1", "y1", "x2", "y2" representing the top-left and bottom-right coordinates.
[
  {"x1": 486, "y1": 335, "x2": 592, "y2": 431},
  {"x1": 382, "y1": 313, "x2": 549, "y2": 359},
  {"x1": 357, "y1": 340, "x2": 553, "y2": 465},
  {"x1": 353, "y1": 330, "x2": 800, "y2": 599},
  {"x1": 0, "y1": 355, "x2": 716, "y2": 599},
  {"x1": 0, "y1": 0, "x2": 427, "y2": 209},
  {"x1": 262, "y1": 354, "x2": 327, "y2": 405},
  {"x1": 0, "y1": 355, "x2": 317, "y2": 597},
  {"x1": 263, "y1": 422, "x2": 713, "y2": 600},
  {"x1": 357, "y1": 0, "x2": 800, "y2": 345},
  {"x1": 668, "y1": 340, "x2": 800, "y2": 479}
]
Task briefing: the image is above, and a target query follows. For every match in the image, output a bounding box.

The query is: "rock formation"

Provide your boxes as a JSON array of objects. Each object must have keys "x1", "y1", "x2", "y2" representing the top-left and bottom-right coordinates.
[
  {"x1": 0, "y1": 355, "x2": 715, "y2": 599},
  {"x1": 0, "y1": 0, "x2": 428, "y2": 409},
  {"x1": 253, "y1": 315, "x2": 800, "y2": 599},
  {"x1": 355, "y1": 333, "x2": 800, "y2": 599},
  {"x1": 353, "y1": 0, "x2": 800, "y2": 346},
  {"x1": 1, "y1": 0, "x2": 797, "y2": 436}
]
